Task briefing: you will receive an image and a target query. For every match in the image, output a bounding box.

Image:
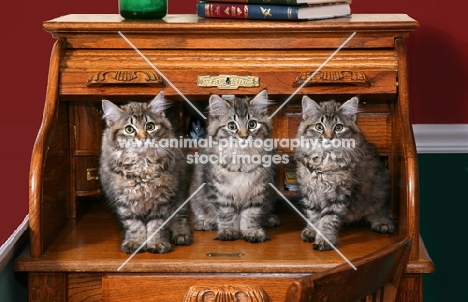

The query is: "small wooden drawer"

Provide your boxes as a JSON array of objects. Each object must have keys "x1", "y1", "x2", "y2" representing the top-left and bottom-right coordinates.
[
  {"x1": 70, "y1": 101, "x2": 103, "y2": 152},
  {"x1": 60, "y1": 49, "x2": 397, "y2": 98},
  {"x1": 75, "y1": 156, "x2": 101, "y2": 196},
  {"x1": 102, "y1": 274, "x2": 305, "y2": 302}
]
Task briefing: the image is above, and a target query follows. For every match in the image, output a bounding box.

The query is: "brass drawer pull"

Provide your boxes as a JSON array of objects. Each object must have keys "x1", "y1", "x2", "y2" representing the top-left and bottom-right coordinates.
[
  {"x1": 198, "y1": 75, "x2": 259, "y2": 89},
  {"x1": 86, "y1": 168, "x2": 99, "y2": 181},
  {"x1": 293, "y1": 70, "x2": 369, "y2": 87},
  {"x1": 206, "y1": 252, "x2": 245, "y2": 257},
  {"x1": 86, "y1": 70, "x2": 164, "y2": 87}
]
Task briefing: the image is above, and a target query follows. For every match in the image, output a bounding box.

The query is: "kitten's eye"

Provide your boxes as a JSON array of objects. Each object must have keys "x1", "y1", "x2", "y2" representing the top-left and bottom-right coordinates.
[
  {"x1": 248, "y1": 120, "x2": 257, "y2": 129},
  {"x1": 227, "y1": 122, "x2": 237, "y2": 130},
  {"x1": 315, "y1": 123, "x2": 324, "y2": 131},
  {"x1": 335, "y1": 124, "x2": 344, "y2": 131},
  {"x1": 146, "y1": 122, "x2": 156, "y2": 131},
  {"x1": 125, "y1": 125, "x2": 135, "y2": 134}
]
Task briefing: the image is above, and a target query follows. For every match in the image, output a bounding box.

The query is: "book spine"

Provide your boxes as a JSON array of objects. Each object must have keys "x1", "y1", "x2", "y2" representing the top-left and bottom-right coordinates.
[
  {"x1": 201, "y1": 0, "x2": 301, "y2": 5},
  {"x1": 197, "y1": 3, "x2": 300, "y2": 20},
  {"x1": 201, "y1": 0, "x2": 351, "y2": 4}
]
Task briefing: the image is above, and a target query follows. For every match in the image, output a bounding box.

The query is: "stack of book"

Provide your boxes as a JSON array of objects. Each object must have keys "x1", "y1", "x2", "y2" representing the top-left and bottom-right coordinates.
[
  {"x1": 196, "y1": 0, "x2": 352, "y2": 21},
  {"x1": 284, "y1": 162, "x2": 299, "y2": 191}
]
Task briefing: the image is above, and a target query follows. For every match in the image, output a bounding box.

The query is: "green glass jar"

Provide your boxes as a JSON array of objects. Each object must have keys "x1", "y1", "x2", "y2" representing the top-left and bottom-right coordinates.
[{"x1": 119, "y1": 0, "x2": 167, "y2": 20}]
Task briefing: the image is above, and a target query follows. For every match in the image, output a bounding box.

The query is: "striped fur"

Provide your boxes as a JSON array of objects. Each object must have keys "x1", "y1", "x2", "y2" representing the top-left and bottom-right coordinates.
[
  {"x1": 294, "y1": 96, "x2": 394, "y2": 251},
  {"x1": 99, "y1": 91, "x2": 191, "y2": 254},
  {"x1": 190, "y1": 90, "x2": 280, "y2": 243}
]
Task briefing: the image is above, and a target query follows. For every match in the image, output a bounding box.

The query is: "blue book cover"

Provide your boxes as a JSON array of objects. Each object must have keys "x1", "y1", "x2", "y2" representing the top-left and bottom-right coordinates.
[{"x1": 197, "y1": 2, "x2": 351, "y2": 21}]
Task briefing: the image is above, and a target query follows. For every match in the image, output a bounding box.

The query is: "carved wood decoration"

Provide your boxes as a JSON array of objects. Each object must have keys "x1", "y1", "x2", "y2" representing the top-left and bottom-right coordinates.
[
  {"x1": 29, "y1": 273, "x2": 67, "y2": 302},
  {"x1": 292, "y1": 70, "x2": 369, "y2": 87},
  {"x1": 86, "y1": 71, "x2": 164, "y2": 87},
  {"x1": 184, "y1": 285, "x2": 269, "y2": 302}
]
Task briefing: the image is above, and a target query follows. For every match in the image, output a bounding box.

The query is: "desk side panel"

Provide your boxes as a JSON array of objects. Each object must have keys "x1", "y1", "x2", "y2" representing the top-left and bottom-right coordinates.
[{"x1": 29, "y1": 39, "x2": 70, "y2": 257}]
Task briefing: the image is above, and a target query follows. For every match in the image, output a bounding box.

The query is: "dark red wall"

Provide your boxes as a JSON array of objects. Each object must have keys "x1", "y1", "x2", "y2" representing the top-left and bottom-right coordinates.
[
  {"x1": 351, "y1": 0, "x2": 468, "y2": 124},
  {"x1": 1, "y1": 0, "x2": 467, "y2": 245}
]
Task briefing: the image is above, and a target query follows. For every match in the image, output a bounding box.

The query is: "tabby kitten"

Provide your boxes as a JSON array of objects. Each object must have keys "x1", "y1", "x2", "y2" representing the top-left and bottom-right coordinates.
[
  {"x1": 294, "y1": 96, "x2": 394, "y2": 251},
  {"x1": 99, "y1": 90, "x2": 192, "y2": 254},
  {"x1": 190, "y1": 90, "x2": 280, "y2": 243}
]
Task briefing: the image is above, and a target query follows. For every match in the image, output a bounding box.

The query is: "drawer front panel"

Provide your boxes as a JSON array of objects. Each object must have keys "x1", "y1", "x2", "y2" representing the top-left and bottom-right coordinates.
[
  {"x1": 75, "y1": 156, "x2": 101, "y2": 196},
  {"x1": 70, "y1": 102, "x2": 102, "y2": 197},
  {"x1": 63, "y1": 32, "x2": 400, "y2": 50},
  {"x1": 71, "y1": 101, "x2": 103, "y2": 154},
  {"x1": 102, "y1": 274, "x2": 306, "y2": 302},
  {"x1": 60, "y1": 49, "x2": 397, "y2": 98}
]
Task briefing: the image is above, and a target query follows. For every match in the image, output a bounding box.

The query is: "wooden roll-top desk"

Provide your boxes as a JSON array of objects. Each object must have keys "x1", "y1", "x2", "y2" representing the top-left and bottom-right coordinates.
[{"x1": 15, "y1": 14, "x2": 434, "y2": 301}]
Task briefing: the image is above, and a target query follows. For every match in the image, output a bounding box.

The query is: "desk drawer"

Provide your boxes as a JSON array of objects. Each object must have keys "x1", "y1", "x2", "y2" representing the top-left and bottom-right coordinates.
[
  {"x1": 60, "y1": 49, "x2": 397, "y2": 98},
  {"x1": 102, "y1": 274, "x2": 306, "y2": 302}
]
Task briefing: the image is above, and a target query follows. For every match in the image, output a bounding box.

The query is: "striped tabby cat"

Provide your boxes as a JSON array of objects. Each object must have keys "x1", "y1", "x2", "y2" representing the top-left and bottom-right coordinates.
[
  {"x1": 294, "y1": 96, "x2": 394, "y2": 251},
  {"x1": 99, "y1": 91, "x2": 192, "y2": 254},
  {"x1": 190, "y1": 90, "x2": 280, "y2": 243}
]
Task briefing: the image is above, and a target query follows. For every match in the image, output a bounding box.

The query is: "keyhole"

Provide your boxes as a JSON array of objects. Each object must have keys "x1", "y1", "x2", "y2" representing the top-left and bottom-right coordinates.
[{"x1": 225, "y1": 77, "x2": 231, "y2": 85}]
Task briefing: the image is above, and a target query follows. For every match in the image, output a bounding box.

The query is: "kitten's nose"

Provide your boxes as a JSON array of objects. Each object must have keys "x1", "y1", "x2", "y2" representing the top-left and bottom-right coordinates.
[
  {"x1": 238, "y1": 129, "x2": 249, "y2": 139},
  {"x1": 323, "y1": 130, "x2": 335, "y2": 140},
  {"x1": 136, "y1": 131, "x2": 147, "y2": 139}
]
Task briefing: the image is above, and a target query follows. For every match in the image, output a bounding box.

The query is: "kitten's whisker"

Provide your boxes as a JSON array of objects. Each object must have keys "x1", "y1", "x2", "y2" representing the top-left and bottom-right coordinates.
[
  {"x1": 342, "y1": 146, "x2": 357, "y2": 160},
  {"x1": 173, "y1": 147, "x2": 186, "y2": 160},
  {"x1": 353, "y1": 146, "x2": 366, "y2": 157},
  {"x1": 341, "y1": 147, "x2": 354, "y2": 164},
  {"x1": 339, "y1": 148, "x2": 350, "y2": 165},
  {"x1": 162, "y1": 147, "x2": 180, "y2": 161}
]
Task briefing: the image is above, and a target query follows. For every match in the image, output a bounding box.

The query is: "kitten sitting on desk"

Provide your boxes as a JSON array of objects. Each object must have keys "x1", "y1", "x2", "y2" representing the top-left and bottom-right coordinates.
[
  {"x1": 99, "y1": 91, "x2": 192, "y2": 254},
  {"x1": 294, "y1": 96, "x2": 394, "y2": 251}
]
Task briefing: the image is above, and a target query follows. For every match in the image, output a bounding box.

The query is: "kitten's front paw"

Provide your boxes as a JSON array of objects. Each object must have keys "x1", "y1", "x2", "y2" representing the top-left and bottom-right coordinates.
[
  {"x1": 263, "y1": 214, "x2": 281, "y2": 228},
  {"x1": 243, "y1": 229, "x2": 268, "y2": 243},
  {"x1": 147, "y1": 242, "x2": 173, "y2": 254},
  {"x1": 313, "y1": 239, "x2": 335, "y2": 251},
  {"x1": 172, "y1": 233, "x2": 193, "y2": 245},
  {"x1": 194, "y1": 220, "x2": 217, "y2": 231},
  {"x1": 216, "y1": 228, "x2": 241, "y2": 241},
  {"x1": 371, "y1": 222, "x2": 395, "y2": 234},
  {"x1": 171, "y1": 221, "x2": 193, "y2": 245},
  {"x1": 301, "y1": 229, "x2": 316, "y2": 242},
  {"x1": 121, "y1": 241, "x2": 146, "y2": 254}
]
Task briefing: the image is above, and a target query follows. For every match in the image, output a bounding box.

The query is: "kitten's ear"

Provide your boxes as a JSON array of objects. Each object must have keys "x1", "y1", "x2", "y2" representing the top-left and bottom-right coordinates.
[
  {"x1": 301, "y1": 95, "x2": 320, "y2": 119},
  {"x1": 208, "y1": 94, "x2": 230, "y2": 116},
  {"x1": 340, "y1": 97, "x2": 359, "y2": 121},
  {"x1": 102, "y1": 100, "x2": 123, "y2": 127},
  {"x1": 250, "y1": 89, "x2": 273, "y2": 114},
  {"x1": 148, "y1": 90, "x2": 170, "y2": 116}
]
